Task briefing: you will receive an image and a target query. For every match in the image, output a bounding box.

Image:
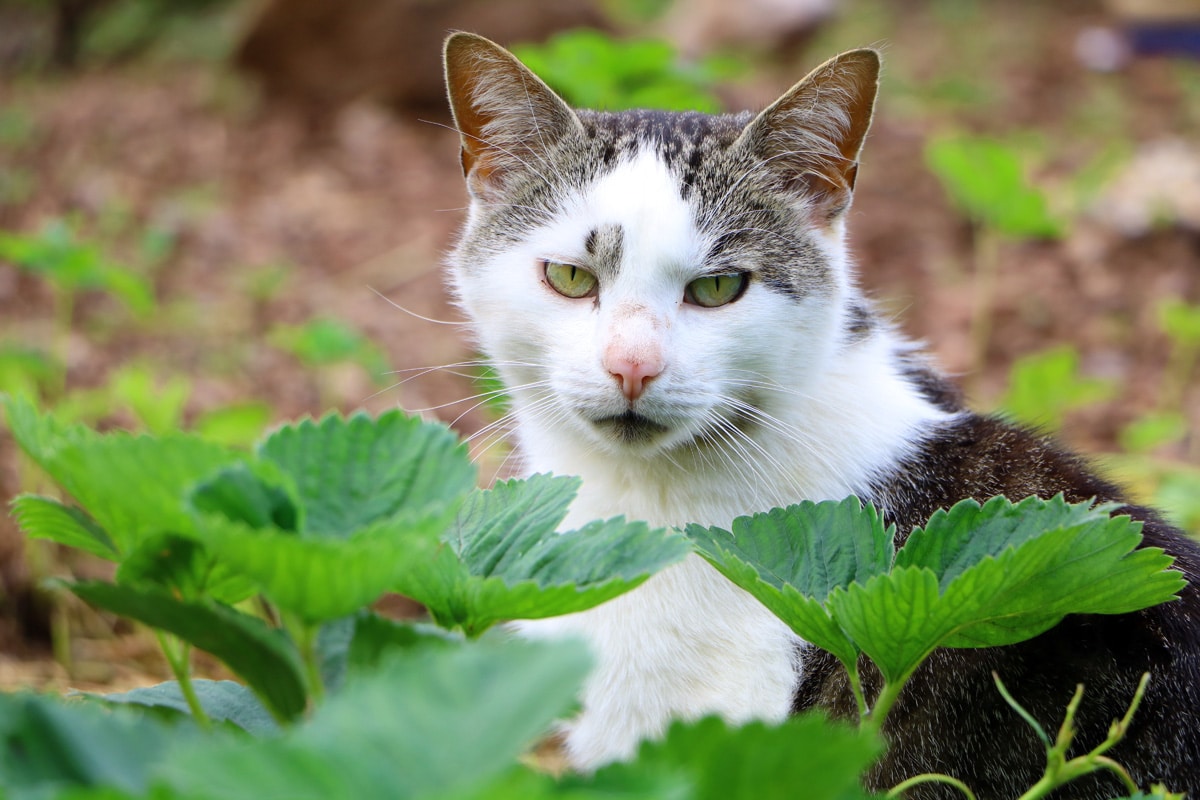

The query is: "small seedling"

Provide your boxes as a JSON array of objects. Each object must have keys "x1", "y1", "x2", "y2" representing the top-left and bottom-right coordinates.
[
  {"x1": 998, "y1": 345, "x2": 1116, "y2": 432},
  {"x1": 270, "y1": 317, "x2": 392, "y2": 408},
  {"x1": 925, "y1": 134, "x2": 1064, "y2": 381},
  {"x1": 512, "y1": 29, "x2": 738, "y2": 112}
]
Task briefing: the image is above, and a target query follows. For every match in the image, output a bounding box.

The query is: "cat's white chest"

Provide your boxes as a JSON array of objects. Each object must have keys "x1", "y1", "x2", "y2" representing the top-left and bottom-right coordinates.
[
  {"x1": 516, "y1": 558, "x2": 799, "y2": 770},
  {"x1": 514, "y1": 475, "x2": 802, "y2": 770}
]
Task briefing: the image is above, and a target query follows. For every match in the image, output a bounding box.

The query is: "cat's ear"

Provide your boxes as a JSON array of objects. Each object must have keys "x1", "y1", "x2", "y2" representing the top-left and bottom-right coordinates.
[
  {"x1": 735, "y1": 49, "x2": 880, "y2": 227},
  {"x1": 444, "y1": 32, "x2": 583, "y2": 199}
]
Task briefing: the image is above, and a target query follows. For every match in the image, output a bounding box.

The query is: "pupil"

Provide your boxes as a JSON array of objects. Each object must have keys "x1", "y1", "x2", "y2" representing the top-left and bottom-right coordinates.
[{"x1": 570, "y1": 265, "x2": 577, "y2": 282}]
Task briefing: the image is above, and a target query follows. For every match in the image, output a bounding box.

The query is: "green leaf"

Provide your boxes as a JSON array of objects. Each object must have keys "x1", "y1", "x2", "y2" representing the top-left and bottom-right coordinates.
[
  {"x1": 110, "y1": 364, "x2": 191, "y2": 436},
  {"x1": 395, "y1": 474, "x2": 691, "y2": 636},
  {"x1": 51, "y1": 435, "x2": 242, "y2": 554},
  {"x1": 181, "y1": 411, "x2": 476, "y2": 624},
  {"x1": 99, "y1": 680, "x2": 279, "y2": 735},
  {"x1": 5, "y1": 396, "x2": 242, "y2": 556},
  {"x1": 191, "y1": 462, "x2": 300, "y2": 532},
  {"x1": 1159, "y1": 298, "x2": 1200, "y2": 345},
  {"x1": 192, "y1": 513, "x2": 449, "y2": 624},
  {"x1": 66, "y1": 581, "x2": 307, "y2": 722},
  {"x1": 269, "y1": 318, "x2": 391, "y2": 383},
  {"x1": 684, "y1": 499, "x2": 893, "y2": 666},
  {"x1": 586, "y1": 713, "x2": 879, "y2": 800},
  {"x1": 114, "y1": 533, "x2": 257, "y2": 605},
  {"x1": 344, "y1": 613, "x2": 458, "y2": 674},
  {"x1": 156, "y1": 638, "x2": 592, "y2": 800},
  {"x1": 925, "y1": 135, "x2": 1063, "y2": 239},
  {"x1": 116, "y1": 533, "x2": 209, "y2": 597},
  {"x1": 257, "y1": 410, "x2": 475, "y2": 538},
  {"x1": 0, "y1": 691, "x2": 173, "y2": 796},
  {"x1": 192, "y1": 402, "x2": 272, "y2": 448},
  {"x1": 1119, "y1": 411, "x2": 1188, "y2": 454},
  {"x1": 832, "y1": 496, "x2": 1185, "y2": 683},
  {"x1": 11, "y1": 495, "x2": 118, "y2": 561},
  {"x1": 894, "y1": 494, "x2": 1099, "y2": 588},
  {"x1": 4, "y1": 393, "x2": 95, "y2": 467},
  {"x1": 998, "y1": 345, "x2": 1115, "y2": 431}
]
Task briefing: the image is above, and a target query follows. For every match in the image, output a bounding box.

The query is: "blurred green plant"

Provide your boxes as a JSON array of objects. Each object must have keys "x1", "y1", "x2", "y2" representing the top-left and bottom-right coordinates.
[
  {"x1": 270, "y1": 317, "x2": 392, "y2": 409},
  {"x1": 1109, "y1": 298, "x2": 1200, "y2": 535},
  {"x1": 602, "y1": 0, "x2": 673, "y2": 24},
  {"x1": 0, "y1": 218, "x2": 155, "y2": 395},
  {"x1": 926, "y1": 134, "x2": 1063, "y2": 241},
  {"x1": 82, "y1": 0, "x2": 240, "y2": 64},
  {"x1": 1157, "y1": 299, "x2": 1200, "y2": 413},
  {"x1": 512, "y1": 29, "x2": 739, "y2": 113},
  {"x1": 926, "y1": 134, "x2": 1065, "y2": 383},
  {"x1": 998, "y1": 345, "x2": 1116, "y2": 432},
  {"x1": 0, "y1": 218, "x2": 156, "y2": 316},
  {"x1": 0, "y1": 345, "x2": 59, "y2": 403}
]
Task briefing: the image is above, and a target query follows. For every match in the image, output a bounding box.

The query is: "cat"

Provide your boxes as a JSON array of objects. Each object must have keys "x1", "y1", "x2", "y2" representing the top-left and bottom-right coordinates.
[{"x1": 441, "y1": 31, "x2": 1200, "y2": 798}]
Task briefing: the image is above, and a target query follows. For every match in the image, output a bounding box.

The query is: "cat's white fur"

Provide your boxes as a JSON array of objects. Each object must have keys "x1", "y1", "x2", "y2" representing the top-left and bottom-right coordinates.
[{"x1": 454, "y1": 150, "x2": 953, "y2": 769}]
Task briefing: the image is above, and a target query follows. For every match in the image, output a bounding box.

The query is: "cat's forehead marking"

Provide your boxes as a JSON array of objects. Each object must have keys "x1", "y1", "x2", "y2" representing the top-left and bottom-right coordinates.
[
  {"x1": 584, "y1": 224, "x2": 624, "y2": 279},
  {"x1": 582, "y1": 148, "x2": 699, "y2": 284}
]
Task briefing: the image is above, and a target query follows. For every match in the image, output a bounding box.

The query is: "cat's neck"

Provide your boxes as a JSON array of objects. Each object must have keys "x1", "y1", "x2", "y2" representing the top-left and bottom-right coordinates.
[{"x1": 513, "y1": 327, "x2": 955, "y2": 530}]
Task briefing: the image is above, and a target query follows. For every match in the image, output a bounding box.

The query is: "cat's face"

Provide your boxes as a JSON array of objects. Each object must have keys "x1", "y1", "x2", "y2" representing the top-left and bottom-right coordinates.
[{"x1": 444, "y1": 34, "x2": 879, "y2": 460}]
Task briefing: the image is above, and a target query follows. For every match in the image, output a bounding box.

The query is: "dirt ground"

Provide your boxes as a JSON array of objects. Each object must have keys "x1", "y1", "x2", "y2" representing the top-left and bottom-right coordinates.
[{"x1": 1, "y1": 0, "x2": 1198, "y2": 692}]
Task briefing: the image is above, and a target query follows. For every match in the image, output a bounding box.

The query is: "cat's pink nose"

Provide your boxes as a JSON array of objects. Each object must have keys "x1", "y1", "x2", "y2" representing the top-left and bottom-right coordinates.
[{"x1": 605, "y1": 354, "x2": 663, "y2": 402}]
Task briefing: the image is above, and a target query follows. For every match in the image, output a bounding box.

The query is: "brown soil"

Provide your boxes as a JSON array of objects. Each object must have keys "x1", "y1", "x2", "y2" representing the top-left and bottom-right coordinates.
[{"x1": 1, "y1": 0, "x2": 1198, "y2": 693}]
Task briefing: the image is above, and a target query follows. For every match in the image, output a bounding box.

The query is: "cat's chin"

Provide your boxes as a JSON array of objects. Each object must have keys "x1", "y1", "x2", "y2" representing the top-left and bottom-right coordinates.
[{"x1": 590, "y1": 410, "x2": 671, "y2": 447}]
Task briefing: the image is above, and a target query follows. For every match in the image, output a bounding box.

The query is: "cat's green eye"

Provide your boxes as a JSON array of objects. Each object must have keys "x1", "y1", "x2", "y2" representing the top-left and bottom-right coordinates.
[
  {"x1": 684, "y1": 272, "x2": 748, "y2": 308},
  {"x1": 544, "y1": 260, "x2": 598, "y2": 299}
]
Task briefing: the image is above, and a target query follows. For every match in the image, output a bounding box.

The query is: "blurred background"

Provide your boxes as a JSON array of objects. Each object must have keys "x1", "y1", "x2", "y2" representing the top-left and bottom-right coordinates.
[{"x1": 1, "y1": 0, "x2": 1198, "y2": 692}]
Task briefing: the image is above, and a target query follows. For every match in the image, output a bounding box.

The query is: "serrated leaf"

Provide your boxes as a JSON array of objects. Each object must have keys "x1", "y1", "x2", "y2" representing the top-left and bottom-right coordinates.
[
  {"x1": 345, "y1": 613, "x2": 458, "y2": 674},
  {"x1": 832, "y1": 498, "x2": 1185, "y2": 683},
  {"x1": 6, "y1": 397, "x2": 241, "y2": 556},
  {"x1": 11, "y1": 495, "x2": 118, "y2": 561},
  {"x1": 4, "y1": 393, "x2": 95, "y2": 469},
  {"x1": 0, "y1": 691, "x2": 174, "y2": 797},
  {"x1": 687, "y1": 499, "x2": 894, "y2": 600},
  {"x1": 191, "y1": 462, "x2": 300, "y2": 532},
  {"x1": 585, "y1": 713, "x2": 879, "y2": 800},
  {"x1": 257, "y1": 410, "x2": 475, "y2": 538},
  {"x1": 318, "y1": 613, "x2": 460, "y2": 695},
  {"x1": 192, "y1": 513, "x2": 449, "y2": 624},
  {"x1": 827, "y1": 566, "x2": 948, "y2": 684},
  {"x1": 66, "y1": 581, "x2": 307, "y2": 722},
  {"x1": 115, "y1": 533, "x2": 257, "y2": 606},
  {"x1": 684, "y1": 499, "x2": 893, "y2": 667},
  {"x1": 394, "y1": 475, "x2": 690, "y2": 636},
  {"x1": 99, "y1": 681, "x2": 279, "y2": 735},
  {"x1": 895, "y1": 494, "x2": 1104, "y2": 589},
  {"x1": 156, "y1": 638, "x2": 592, "y2": 800}
]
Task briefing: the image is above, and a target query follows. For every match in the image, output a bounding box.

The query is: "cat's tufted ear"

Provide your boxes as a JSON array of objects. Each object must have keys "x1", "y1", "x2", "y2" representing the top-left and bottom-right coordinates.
[
  {"x1": 735, "y1": 49, "x2": 880, "y2": 227},
  {"x1": 444, "y1": 32, "x2": 584, "y2": 199}
]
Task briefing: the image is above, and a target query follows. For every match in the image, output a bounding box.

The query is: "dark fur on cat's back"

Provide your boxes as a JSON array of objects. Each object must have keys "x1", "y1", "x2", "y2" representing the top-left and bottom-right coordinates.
[{"x1": 796, "y1": 374, "x2": 1200, "y2": 798}]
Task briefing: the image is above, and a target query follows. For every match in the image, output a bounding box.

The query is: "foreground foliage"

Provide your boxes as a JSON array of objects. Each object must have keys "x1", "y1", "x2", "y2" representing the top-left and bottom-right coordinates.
[{"x1": 0, "y1": 397, "x2": 1187, "y2": 799}]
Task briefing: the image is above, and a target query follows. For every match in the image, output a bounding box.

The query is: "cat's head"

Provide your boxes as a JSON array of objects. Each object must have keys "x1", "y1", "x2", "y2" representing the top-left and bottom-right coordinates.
[{"x1": 443, "y1": 32, "x2": 879, "y2": 460}]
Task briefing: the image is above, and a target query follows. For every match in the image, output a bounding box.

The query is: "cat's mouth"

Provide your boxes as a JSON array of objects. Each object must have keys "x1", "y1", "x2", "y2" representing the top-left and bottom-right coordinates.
[{"x1": 591, "y1": 411, "x2": 670, "y2": 445}]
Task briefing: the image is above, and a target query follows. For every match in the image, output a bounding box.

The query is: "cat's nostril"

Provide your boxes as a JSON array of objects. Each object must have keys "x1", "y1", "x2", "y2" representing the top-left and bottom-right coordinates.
[{"x1": 606, "y1": 355, "x2": 663, "y2": 402}]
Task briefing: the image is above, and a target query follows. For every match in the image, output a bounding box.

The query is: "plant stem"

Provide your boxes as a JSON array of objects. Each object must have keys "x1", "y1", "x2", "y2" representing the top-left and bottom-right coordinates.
[
  {"x1": 51, "y1": 286, "x2": 75, "y2": 399},
  {"x1": 294, "y1": 620, "x2": 326, "y2": 706},
  {"x1": 1012, "y1": 673, "x2": 1150, "y2": 800},
  {"x1": 864, "y1": 678, "x2": 907, "y2": 737},
  {"x1": 155, "y1": 630, "x2": 211, "y2": 729},
  {"x1": 845, "y1": 660, "x2": 869, "y2": 723},
  {"x1": 888, "y1": 773, "x2": 978, "y2": 800}
]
